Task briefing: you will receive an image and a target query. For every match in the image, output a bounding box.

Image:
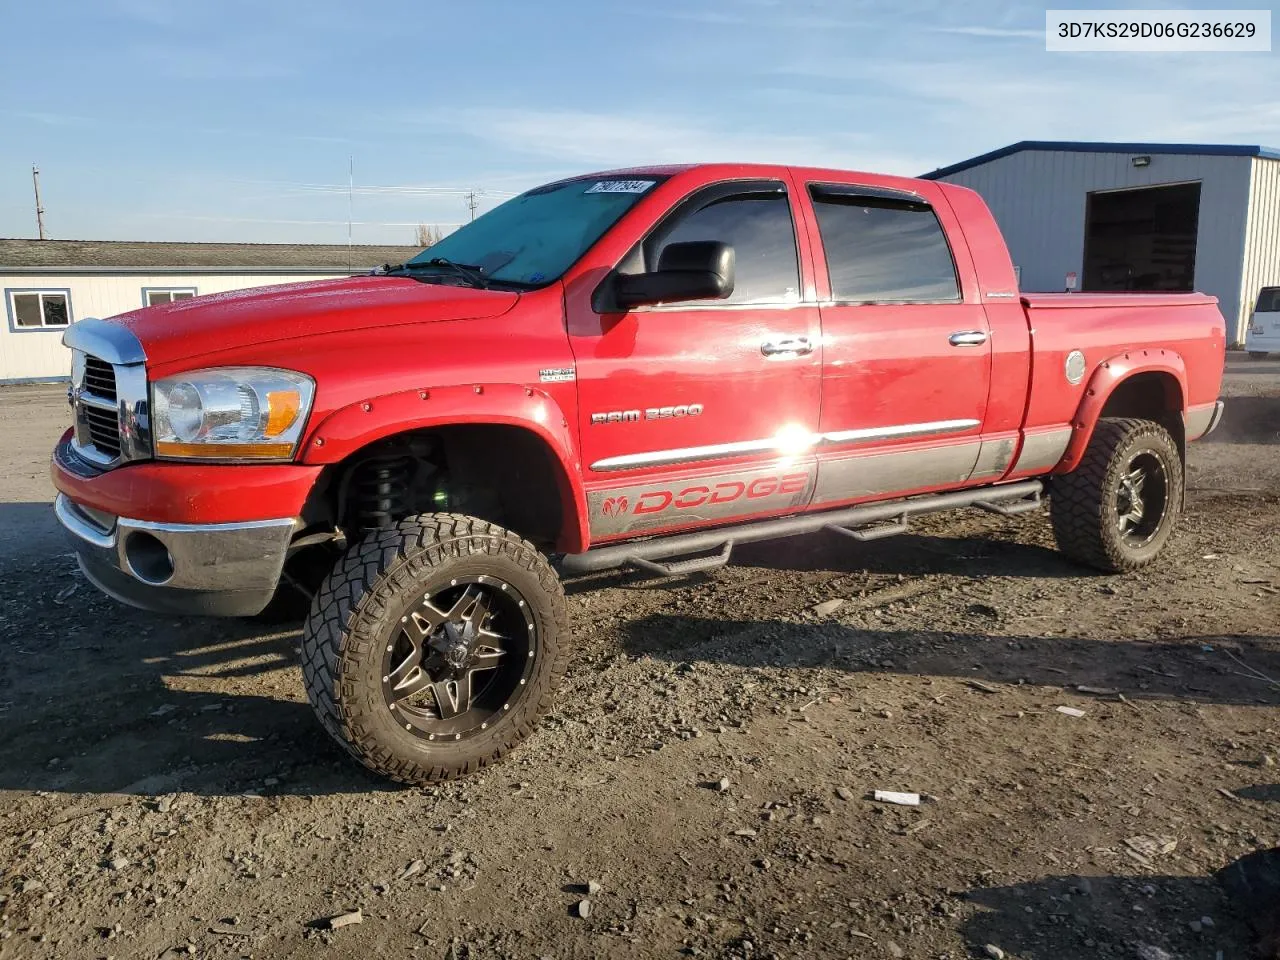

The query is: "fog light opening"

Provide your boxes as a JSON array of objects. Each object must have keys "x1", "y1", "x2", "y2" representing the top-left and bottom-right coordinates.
[{"x1": 125, "y1": 532, "x2": 175, "y2": 585}]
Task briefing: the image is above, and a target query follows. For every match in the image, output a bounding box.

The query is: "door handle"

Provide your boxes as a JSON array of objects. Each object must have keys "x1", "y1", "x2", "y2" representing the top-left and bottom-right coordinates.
[
  {"x1": 761, "y1": 336, "x2": 813, "y2": 358},
  {"x1": 948, "y1": 331, "x2": 988, "y2": 347}
]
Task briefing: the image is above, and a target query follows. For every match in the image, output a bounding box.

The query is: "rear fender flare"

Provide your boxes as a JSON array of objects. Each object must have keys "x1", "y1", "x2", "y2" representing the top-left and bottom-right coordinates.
[
  {"x1": 301, "y1": 384, "x2": 588, "y2": 551},
  {"x1": 1058, "y1": 349, "x2": 1188, "y2": 473}
]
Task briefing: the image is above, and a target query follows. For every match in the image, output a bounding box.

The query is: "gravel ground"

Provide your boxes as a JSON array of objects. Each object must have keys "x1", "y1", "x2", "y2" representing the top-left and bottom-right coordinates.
[{"x1": 0, "y1": 358, "x2": 1277, "y2": 960}]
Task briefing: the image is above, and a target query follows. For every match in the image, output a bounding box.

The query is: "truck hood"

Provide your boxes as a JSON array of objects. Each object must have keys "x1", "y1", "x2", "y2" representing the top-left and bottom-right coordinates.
[{"x1": 108, "y1": 275, "x2": 520, "y2": 366}]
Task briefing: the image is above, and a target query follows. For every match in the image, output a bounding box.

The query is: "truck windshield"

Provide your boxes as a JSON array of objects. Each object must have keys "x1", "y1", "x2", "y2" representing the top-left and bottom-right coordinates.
[{"x1": 404, "y1": 176, "x2": 668, "y2": 288}]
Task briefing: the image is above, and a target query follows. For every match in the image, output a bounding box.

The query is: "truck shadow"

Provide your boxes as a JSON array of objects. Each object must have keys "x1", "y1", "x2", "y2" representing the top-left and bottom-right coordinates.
[
  {"x1": 615, "y1": 615, "x2": 1280, "y2": 710},
  {"x1": 958, "y1": 847, "x2": 1279, "y2": 960},
  {"x1": 0, "y1": 498, "x2": 391, "y2": 801},
  {"x1": 5, "y1": 594, "x2": 1275, "y2": 800},
  {"x1": 0, "y1": 539, "x2": 396, "y2": 799},
  {"x1": 1, "y1": 541, "x2": 1276, "y2": 799},
  {"x1": 0, "y1": 501, "x2": 64, "y2": 564},
  {"x1": 1202, "y1": 395, "x2": 1280, "y2": 445},
  {"x1": 730, "y1": 527, "x2": 1069, "y2": 578},
  {"x1": 0, "y1": 490, "x2": 1272, "y2": 801}
]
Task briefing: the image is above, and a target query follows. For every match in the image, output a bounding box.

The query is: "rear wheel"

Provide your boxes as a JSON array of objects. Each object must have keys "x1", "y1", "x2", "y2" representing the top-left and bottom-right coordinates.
[
  {"x1": 1050, "y1": 418, "x2": 1183, "y2": 572},
  {"x1": 1249, "y1": 351, "x2": 1270, "y2": 360},
  {"x1": 301, "y1": 514, "x2": 568, "y2": 784}
]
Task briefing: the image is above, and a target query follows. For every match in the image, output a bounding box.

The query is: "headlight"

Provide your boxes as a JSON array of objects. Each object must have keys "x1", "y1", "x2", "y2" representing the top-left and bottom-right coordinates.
[{"x1": 151, "y1": 367, "x2": 315, "y2": 461}]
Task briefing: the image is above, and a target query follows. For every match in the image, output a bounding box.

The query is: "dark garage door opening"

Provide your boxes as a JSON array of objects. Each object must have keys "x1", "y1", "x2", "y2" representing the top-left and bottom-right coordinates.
[{"x1": 1082, "y1": 182, "x2": 1201, "y2": 292}]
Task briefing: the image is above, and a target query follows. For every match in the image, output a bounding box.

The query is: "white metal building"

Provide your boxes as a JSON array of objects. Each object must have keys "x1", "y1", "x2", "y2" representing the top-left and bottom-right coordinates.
[
  {"x1": 0, "y1": 239, "x2": 420, "y2": 383},
  {"x1": 923, "y1": 141, "x2": 1280, "y2": 345}
]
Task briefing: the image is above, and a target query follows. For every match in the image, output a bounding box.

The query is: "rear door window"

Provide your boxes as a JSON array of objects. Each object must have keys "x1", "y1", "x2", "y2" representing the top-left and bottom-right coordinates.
[
  {"x1": 1257, "y1": 287, "x2": 1280, "y2": 313},
  {"x1": 808, "y1": 184, "x2": 960, "y2": 303}
]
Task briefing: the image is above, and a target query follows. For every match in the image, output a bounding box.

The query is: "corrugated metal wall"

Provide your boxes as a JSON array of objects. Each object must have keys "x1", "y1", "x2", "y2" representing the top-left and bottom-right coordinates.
[
  {"x1": 1240, "y1": 157, "x2": 1280, "y2": 333},
  {"x1": 0, "y1": 273, "x2": 346, "y2": 382},
  {"x1": 938, "y1": 150, "x2": 1254, "y2": 343}
]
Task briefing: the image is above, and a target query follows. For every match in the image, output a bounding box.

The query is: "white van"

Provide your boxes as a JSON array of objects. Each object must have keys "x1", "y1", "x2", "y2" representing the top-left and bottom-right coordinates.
[{"x1": 1246, "y1": 286, "x2": 1280, "y2": 358}]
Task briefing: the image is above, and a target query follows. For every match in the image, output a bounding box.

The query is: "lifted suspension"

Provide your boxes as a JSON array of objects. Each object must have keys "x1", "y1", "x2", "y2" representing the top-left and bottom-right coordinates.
[{"x1": 351, "y1": 455, "x2": 416, "y2": 532}]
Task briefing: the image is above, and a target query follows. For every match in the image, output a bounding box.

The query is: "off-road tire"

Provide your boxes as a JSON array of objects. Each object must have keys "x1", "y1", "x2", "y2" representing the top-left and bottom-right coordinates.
[
  {"x1": 1050, "y1": 417, "x2": 1183, "y2": 573},
  {"x1": 301, "y1": 513, "x2": 568, "y2": 784}
]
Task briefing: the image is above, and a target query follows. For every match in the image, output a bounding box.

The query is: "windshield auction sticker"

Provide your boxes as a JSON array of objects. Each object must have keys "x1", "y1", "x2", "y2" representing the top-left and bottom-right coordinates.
[{"x1": 585, "y1": 180, "x2": 657, "y2": 194}]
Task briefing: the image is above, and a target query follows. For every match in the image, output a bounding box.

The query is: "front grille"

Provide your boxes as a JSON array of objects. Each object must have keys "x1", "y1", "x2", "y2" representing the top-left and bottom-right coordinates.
[
  {"x1": 72, "y1": 351, "x2": 124, "y2": 465},
  {"x1": 83, "y1": 404, "x2": 122, "y2": 457},
  {"x1": 64, "y1": 320, "x2": 149, "y2": 469},
  {"x1": 83, "y1": 356, "x2": 117, "y2": 401}
]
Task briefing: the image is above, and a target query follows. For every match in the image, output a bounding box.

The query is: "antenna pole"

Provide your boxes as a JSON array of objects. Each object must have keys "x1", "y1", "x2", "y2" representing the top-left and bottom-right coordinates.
[{"x1": 32, "y1": 165, "x2": 47, "y2": 240}]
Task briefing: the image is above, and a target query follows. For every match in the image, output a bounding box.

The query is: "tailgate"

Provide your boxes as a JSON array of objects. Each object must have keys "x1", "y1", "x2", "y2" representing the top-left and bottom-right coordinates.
[{"x1": 1255, "y1": 310, "x2": 1280, "y2": 335}]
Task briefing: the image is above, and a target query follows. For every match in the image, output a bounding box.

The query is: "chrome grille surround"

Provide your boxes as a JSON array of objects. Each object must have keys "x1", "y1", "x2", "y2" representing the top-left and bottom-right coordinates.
[{"x1": 64, "y1": 318, "x2": 150, "y2": 469}]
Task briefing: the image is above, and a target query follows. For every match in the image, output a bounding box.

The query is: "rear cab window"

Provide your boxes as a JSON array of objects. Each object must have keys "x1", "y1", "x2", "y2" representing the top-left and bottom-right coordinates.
[{"x1": 807, "y1": 184, "x2": 961, "y2": 304}]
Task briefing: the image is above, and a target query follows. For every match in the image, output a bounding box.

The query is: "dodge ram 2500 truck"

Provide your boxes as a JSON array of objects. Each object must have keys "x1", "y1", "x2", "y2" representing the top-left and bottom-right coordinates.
[{"x1": 52, "y1": 163, "x2": 1226, "y2": 784}]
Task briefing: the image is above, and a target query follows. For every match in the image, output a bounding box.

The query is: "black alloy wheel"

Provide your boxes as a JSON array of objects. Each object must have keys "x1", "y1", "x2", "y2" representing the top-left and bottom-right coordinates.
[
  {"x1": 1113, "y1": 450, "x2": 1171, "y2": 548},
  {"x1": 383, "y1": 577, "x2": 536, "y2": 742}
]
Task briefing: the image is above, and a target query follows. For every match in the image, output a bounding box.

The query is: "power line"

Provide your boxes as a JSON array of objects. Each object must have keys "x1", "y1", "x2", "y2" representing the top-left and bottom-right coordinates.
[
  {"x1": 147, "y1": 214, "x2": 467, "y2": 227},
  {"x1": 226, "y1": 178, "x2": 520, "y2": 199}
]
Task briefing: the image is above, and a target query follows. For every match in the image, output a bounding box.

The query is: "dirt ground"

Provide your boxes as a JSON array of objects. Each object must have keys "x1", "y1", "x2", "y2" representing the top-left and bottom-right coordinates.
[{"x1": 1, "y1": 358, "x2": 1277, "y2": 960}]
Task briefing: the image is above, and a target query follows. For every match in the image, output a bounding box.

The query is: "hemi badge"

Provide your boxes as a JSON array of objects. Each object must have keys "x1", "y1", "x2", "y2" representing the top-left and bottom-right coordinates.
[{"x1": 539, "y1": 367, "x2": 575, "y2": 383}]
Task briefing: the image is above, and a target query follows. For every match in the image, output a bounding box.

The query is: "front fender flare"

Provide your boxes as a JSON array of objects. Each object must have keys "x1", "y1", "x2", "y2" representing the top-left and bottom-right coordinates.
[
  {"x1": 1058, "y1": 348, "x2": 1187, "y2": 473},
  {"x1": 301, "y1": 384, "x2": 588, "y2": 552}
]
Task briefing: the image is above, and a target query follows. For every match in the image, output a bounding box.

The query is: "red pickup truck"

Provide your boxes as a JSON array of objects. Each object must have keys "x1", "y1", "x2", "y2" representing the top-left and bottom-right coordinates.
[{"x1": 52, "y1": 163, "x2": 1226, "y2": 784}]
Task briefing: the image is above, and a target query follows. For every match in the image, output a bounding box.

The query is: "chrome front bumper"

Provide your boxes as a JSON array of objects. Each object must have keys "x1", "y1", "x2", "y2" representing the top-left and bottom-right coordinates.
[{"x1": 55, "y1": 494, "x2": 294, "y2": 617}]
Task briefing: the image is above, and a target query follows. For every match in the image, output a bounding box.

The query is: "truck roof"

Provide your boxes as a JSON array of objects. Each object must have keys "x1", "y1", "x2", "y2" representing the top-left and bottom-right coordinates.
[{"x1": 580, "y1": 162, "x2": 941, "y2": 195}]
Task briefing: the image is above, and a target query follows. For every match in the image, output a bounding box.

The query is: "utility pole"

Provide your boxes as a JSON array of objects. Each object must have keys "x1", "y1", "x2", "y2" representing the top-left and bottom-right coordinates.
[
  {"x1": 32, "y1": 165, "x2": 47, "y2": 240},
  {"x1": 347, "y1": 156, "x2": 354, "y2": 271},
  {"x1": 465, "y1": 191, "x2": 478, "y2": 222}
]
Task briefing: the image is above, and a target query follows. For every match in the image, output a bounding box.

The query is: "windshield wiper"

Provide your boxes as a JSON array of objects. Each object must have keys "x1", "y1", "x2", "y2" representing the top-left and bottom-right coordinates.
[{"x1": 401, "y1": 257, "x2": 489, "y2": 289}]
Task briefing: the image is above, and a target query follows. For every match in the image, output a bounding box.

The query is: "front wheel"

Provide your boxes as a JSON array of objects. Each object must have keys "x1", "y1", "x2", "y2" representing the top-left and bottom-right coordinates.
[
  {"x1": 301, "y1": 514, "x2": 568, "y2": 784},
  {"x1": 1050, "y1": 418, "x2": 1183, "y2": 573}
]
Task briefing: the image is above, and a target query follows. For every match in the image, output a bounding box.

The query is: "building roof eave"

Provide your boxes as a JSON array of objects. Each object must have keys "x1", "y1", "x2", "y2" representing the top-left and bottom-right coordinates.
[{"x1": 921, "y1": 140, "x2": 1280, "y2": 180}]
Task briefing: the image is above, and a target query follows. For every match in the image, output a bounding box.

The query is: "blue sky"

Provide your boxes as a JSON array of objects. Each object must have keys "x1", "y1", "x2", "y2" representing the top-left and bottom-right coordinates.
[{"x1": 1, "y1": 0, "x2": 1277, "y2": 245}]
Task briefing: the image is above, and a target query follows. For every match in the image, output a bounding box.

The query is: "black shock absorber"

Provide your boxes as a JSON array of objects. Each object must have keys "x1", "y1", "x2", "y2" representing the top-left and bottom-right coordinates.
[{"x1": 351, "y1": 455, "x2": 414, "y2": 533}]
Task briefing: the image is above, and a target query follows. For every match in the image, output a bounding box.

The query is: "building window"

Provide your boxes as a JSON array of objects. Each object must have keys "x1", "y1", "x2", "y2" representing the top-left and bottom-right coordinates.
[
  {"x1": 6, "y1": 289, "x2": 72, "y2": 331},
  {"x1": 143, "y1": 287, "x2": 197, "y2": 306},
  {"x1": 808, "y1": 185, "x2": 961, "y2": 303}
]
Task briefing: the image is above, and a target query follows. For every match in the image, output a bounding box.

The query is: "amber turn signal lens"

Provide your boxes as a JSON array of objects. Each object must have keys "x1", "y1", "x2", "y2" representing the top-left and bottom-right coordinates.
[
  {"x1": 155, "y1": 441, "x2": 296, "y2": 460},
  {"x1": 264, "y1": 390, "x2": 302, "y2": 438}
]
